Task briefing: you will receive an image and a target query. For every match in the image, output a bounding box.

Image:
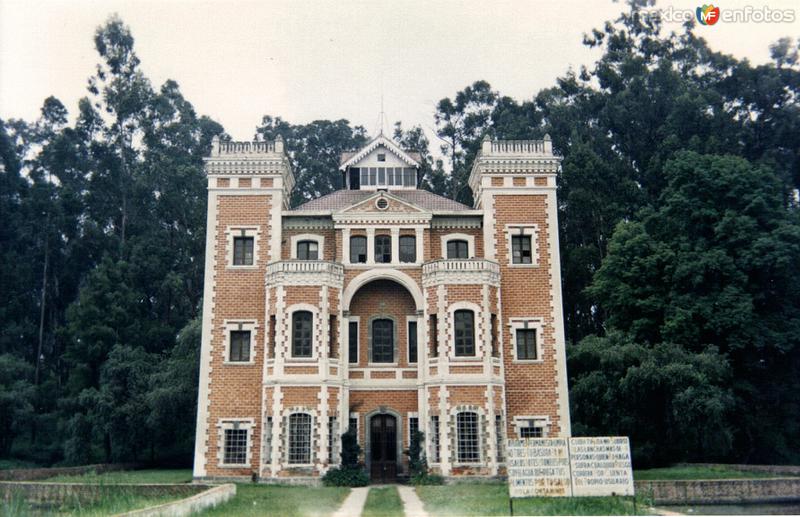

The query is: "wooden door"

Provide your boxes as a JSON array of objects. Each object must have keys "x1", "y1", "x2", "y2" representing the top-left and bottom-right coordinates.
[{"x1": 370, "y1": 414, "x2": 397, "y2": 482}]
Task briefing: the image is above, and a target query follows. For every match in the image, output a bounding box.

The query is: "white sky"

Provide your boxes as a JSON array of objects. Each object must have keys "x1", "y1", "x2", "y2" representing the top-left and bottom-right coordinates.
[{"x1": 1, "y1": 0, "x2": 798, "y2": 142}]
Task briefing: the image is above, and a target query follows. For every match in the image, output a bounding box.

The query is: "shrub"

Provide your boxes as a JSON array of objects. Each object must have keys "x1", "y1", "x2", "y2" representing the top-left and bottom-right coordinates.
[
  {"x1": 406, "y1": 430, "x2": 444, "y2": 485},
  {"x1": 322, "y1": 466, "x2": 369, "y2": 487}
]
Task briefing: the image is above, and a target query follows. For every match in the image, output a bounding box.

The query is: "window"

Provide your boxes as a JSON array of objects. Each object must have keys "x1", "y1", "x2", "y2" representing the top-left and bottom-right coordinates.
[
  {"x1": 377, "y1": 153, "x2": 386, "y2": 162},
  {"x1": 511, "y1": 235, "x2": 532, "y2": 264},
  {"x1": 371, "y1": 319, "x2": 394, "y2": 363},
  {"x1": 223, "y1": 428, "x2": 248, "y2": 465},
  {"x1": 349, "y1": 415, "x2": 358, "y2": 436},
  {"x1": 447, "y1": 240, "x2": 469, "y2": 259},
  {"x1": 516, "y1": 329, "x2": 537, "y2": 360},
  {"x1": 229, "y1": 330, "x2": 251, "y2": 362},
  {"x1": 408, "y1": 320, "x2": 418, "y2": 363},
  {"x1": 328, "y1": 416, "x2": 338, "y2": 463},
  {"x1": 490, "y1": 314, "x2": 498, "y2": 357},
  {"x1": 399, "y1": 235, "x2": 416, "y2": 263},
  {"x1": 348, "y1": 321, "x2": 359, "y2": 364},
  {"x1": 297, "y1": 240, "x2": 319, "y2": 260},
  {"x1": 350, "y1": 236, "x2": 367, "y2": 263},
  {"x1": 520, "y1": 425, "x2": 543, "y2": 438},
  {"x1": 263, "y1": 417, "x2": 273, "y2": 464},
  {"x1": 430, "y1": 416, "x2": 440, "y2": 463},
  {"x1": 375, "y1": 235, "x2": 391, "y2": 263},
  {"x1": 376, "y1": 198, "x2": 389, "y2": 210},
  {"x1": 456, "y1": 412, "x2": 480, "y2": 463},
  {"x1": 430, "y1": 315, "x2": 438, "y2": 357},
  {"x1": 409, "y1": 416, "x2": 419, "y2": 442},
  {"x1": 454, "y1": 310, "x2": 475, "y2": 357},
  {"x1": 268, "y1": 315, "x2": 276, "y2": 358},
  {"x1": 329, "y1": 315, "x2": 337, "y2": 359},
  {"x1": 233, "y1": 236, "x2": 254, "y2": 266},
  {"x1": 292, "y1": 311, "x2": 313, "y2": 358},
  {"x1": 288, "y1": 413, "x2": 312, "y2": 464},
  {"x1": 495, "y1": 415, "x2": 504, "y2": 463}
]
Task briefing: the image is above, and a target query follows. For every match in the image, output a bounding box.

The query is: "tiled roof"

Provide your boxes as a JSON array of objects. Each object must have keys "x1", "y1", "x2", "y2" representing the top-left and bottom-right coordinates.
[{"x1": 290, "y1": 189, "x2": 473, "y2": 212}]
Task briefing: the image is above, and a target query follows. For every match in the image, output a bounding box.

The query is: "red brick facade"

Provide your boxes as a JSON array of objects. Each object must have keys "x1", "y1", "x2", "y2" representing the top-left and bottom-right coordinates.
[{"x1": 193, "y1": 135, "x2": 570, "y2": 482}]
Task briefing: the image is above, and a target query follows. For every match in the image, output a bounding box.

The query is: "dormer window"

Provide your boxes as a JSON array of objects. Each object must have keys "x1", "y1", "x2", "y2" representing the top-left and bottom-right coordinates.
[{"x1": 357, "y1": 167, "x2": 417, "y2": 188}]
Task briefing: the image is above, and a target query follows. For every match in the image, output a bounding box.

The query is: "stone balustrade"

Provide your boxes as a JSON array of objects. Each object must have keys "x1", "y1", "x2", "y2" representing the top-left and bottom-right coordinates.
[
  {"x1": 422, "y1": 259, "x2": 501, "y2": 287},
  {"x1": 265, "y1": 260, "x2": 344, "y2": 287}
]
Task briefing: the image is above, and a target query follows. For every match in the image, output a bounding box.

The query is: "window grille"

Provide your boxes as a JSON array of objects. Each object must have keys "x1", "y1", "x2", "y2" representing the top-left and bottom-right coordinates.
[
  {"x1": 430, "y1": 416, "x2": 440, "y2": 463},
  {"x1": 409, "y1": 416, "x2": 419, "y2": 442},
  {"x1": 516, "y1": 329, "x2": 537, "y2": 360},
  {"x1": 264, "y1": 417, "x2": 273, "y2": 464},
  {"x1": 371, "y1": 319, "x2": 394, "y2": 363},
  {"x1": 328, "y1": 416, "x2": 338, "y2": 464},
  {"x1": 399, "y1": 235, "x2": 416, "y2": 263},
  {"x1": 223, "y1": 428, "x2": 248, "y2": 465},
  {"x1": 350, "y1": 236, "x2": 367, "y2": 263},
  {"x1": 288, "y1": 413, "x2": 312, "y2": 464},
  {"x1": 297, "y1": 240, "x2": 319, "y2": 260},
  {"x1": 348, "y1": 321, "x2": 358, "y2": 363},
  {"x1": 454, "y1": 310, "x2": 475, "y2": 356},
  {"x1": 511, "y1": 235, "x2": 532, "y2": 264},
  {"x1": 495, "y1": 415, "x2": 504, "y2": 463},
  {"x1": 446, "y1": 239, "x2": 469, "y2": 259},
  {"x1": 456, "y1": 412, "x2": 480, "y2": 463},
  {"x1": 375, "y1": 235, "x2": 392, "y2": 263},
  {"x1": 229, "y1": 330, "x2": 251, "y2": 362},
  {"x1": 233, "y1": 236, "x2": 254, "y2": 265},
  {"x1": 520, "y1": 425, "x2": 543, "y2": 438},
  {"x1": 408, "y1": 321, "x2": 418, "y2": 363},
  {"x1": 292, "y1": 311, "x2": 313, "y2": 357},
  {"x1": 349, "y1": 416, "x2": 358, "y2": 436}
]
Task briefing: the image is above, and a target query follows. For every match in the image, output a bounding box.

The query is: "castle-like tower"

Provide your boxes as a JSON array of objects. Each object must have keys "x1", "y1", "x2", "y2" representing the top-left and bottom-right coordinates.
[{"x1": 193, "y1": 134, "x2": 570, "y2": 482}]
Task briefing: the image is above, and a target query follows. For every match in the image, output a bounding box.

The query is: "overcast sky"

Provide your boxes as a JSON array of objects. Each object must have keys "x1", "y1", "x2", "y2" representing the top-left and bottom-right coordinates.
[{"x1": 1, "y1": 0, "x2": 798, "y2": 142}]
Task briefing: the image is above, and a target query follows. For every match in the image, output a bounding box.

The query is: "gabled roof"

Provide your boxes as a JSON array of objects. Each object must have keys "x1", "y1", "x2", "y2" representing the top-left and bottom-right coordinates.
[
  {"x1": 290, "y1": 189, "x2": 472, "y2": 213},
  {"x1": 338, "y1": 134, "x2": 422, "y2": 171}
]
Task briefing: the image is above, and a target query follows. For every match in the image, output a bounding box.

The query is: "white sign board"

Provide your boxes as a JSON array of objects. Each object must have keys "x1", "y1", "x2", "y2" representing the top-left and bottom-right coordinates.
[
  {"x1": 506, "y1": 438, "x2": 572, "y2": 497},
  {"x1": 569, "y1": 436, "x2": 634, "y2": 497}
]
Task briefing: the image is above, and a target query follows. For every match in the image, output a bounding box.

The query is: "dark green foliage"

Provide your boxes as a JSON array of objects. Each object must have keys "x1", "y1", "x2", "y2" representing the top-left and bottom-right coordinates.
[
  {"x1": 405, "y1": 430, "x2": 443, "y2": 485},
  {"x1": 321, "y1": 466, "x2": 369, "y2": 487},
  {"x1": 340, "y1": 428, "x2": 361, "y2": 468}
]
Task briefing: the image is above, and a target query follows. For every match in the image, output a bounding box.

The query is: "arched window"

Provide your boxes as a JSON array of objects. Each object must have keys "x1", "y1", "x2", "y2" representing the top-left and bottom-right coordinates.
[
  {"x1": 399, "y1": 235, "x2": 416, "y2": 263},
  {"x1": 288, "y1": 413, "x2": 312, "y2": 464},
  {"x1": 296, "y1": 240, "x2": 319, "y2": 260},
  {"x1": 350, "y1": 236, "x2": 367, "y2": 263},
  {"x1": 292, "y1": 311, "x2": 313, "y2": 357},
  {"x1": 456, "y1": 411, "x2": 480, "y2": 463},
  {"x1": 446, "y1": 239, "x2": 469, "y2": 259},
  {"x1": 375, "y1": 235, "x2": 392, "y2": 263},
  {"x1": 454, "y1": 310, "x2": 475, "y2": 356},
  {"x1": 371, "y1": 318, "x2": 394, "y2": 363}
]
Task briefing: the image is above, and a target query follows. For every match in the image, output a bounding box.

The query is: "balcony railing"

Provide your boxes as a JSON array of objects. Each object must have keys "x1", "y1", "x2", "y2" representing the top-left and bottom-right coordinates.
[
  {"x1": 265, "y1": 260, "x2": 344, "y2": 286},
  {"x1": 422, "y1": 259, "x2": 500, "y2": 286}
]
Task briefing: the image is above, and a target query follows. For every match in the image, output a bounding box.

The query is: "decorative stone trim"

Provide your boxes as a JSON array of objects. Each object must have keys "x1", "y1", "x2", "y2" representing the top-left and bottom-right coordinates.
[
  {"x1": 216, "y1": 418, "x2": 255, "y2": 468},
  {"x1": 446, "y1": 301, "x2": 483, "y2": 361},
  {"x1": 440, "y1": 233, "x2": 476, "y2": 259},
  {"x1": 290, "y1": 233, "x2": 325, "y2": 260},
  {"x1": 448, "y1": 405, "x2": 486, "y2": 467},
  {"x1": 221, "y1": 319, "x2": 258, "y2": 365},
  {"x1": 504, "y1": 224, "x2": 539, "y2": 267},
  {"x1": 225, "y1": 226, "x2": 261, "y2": 269},
  {"x1": 508, "y1": 318, "x2": 544, "y2": 363},
  {"x1": 265, "y1": 261, "x2": 343, "y2": 288},
  {"x1": 513, "y1": 415, "x2": 551, "y2": 438},
  {"x1": 282, "y1": 407, "x2": 318, "y2": 467}
]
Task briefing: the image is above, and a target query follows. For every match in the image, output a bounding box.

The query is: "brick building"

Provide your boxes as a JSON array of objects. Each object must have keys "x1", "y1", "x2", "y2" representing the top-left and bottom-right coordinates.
[{"x1": 192, "y1": 133, "x2": 571, "y2": 482}]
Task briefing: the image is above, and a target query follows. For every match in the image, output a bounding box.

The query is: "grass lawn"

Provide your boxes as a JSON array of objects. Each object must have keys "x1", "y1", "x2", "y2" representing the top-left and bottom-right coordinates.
[
  {"x1": 196, "y1": 484, "x2": 350, "y2": 517},
  {"x1": 362, "y1": 486, "x2": 404, "y2": 517},
  {"x1": 45, "y1": 468, "x2": 193, "y2": 484},
  {"x1": 415, "y1": 484, "x2": 645, "y2": 516},
  {"x1": 634, "y1": 465, "x2": 788, "y2": 480},
  {"x1": 2, "y1": 489, "x2": 183, "y2": 517}
]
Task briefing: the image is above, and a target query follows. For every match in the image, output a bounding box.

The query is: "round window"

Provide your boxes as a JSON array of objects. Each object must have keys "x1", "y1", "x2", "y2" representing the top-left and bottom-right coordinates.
[{"x1": 376, "y1": 198, "x2": 389, "y2": 210}]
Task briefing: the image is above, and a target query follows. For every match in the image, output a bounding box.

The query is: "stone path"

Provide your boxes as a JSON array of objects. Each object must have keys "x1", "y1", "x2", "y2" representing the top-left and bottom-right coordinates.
[
  {"x1": 332, "y1": 486, "x2": 370, "y2": 517},
  {"x1": 397, "y1": 485, "x2": 429, "y2": 517}
]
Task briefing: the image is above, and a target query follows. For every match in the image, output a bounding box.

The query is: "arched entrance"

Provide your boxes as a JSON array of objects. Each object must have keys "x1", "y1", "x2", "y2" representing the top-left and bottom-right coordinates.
[{"x1": 369, "y1": 413, "x2": 398, "y2": 482}]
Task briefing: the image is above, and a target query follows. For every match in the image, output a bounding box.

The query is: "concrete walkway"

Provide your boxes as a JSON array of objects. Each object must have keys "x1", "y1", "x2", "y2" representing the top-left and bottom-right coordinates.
[
  {"x1": 332, "y1": 486, "x2": 369, "y2": 517},
  {"x1": 397, "y1": 485, "x2": 429, "y2": 517}
]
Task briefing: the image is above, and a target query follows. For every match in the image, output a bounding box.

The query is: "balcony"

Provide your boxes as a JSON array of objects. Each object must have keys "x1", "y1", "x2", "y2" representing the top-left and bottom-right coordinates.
[
  {"x1": 422, "y1": 259, "x2": 500, "y2": 287},
  {"x1": 265, "y1": 260, "x2": 344, "y2": 287}
]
